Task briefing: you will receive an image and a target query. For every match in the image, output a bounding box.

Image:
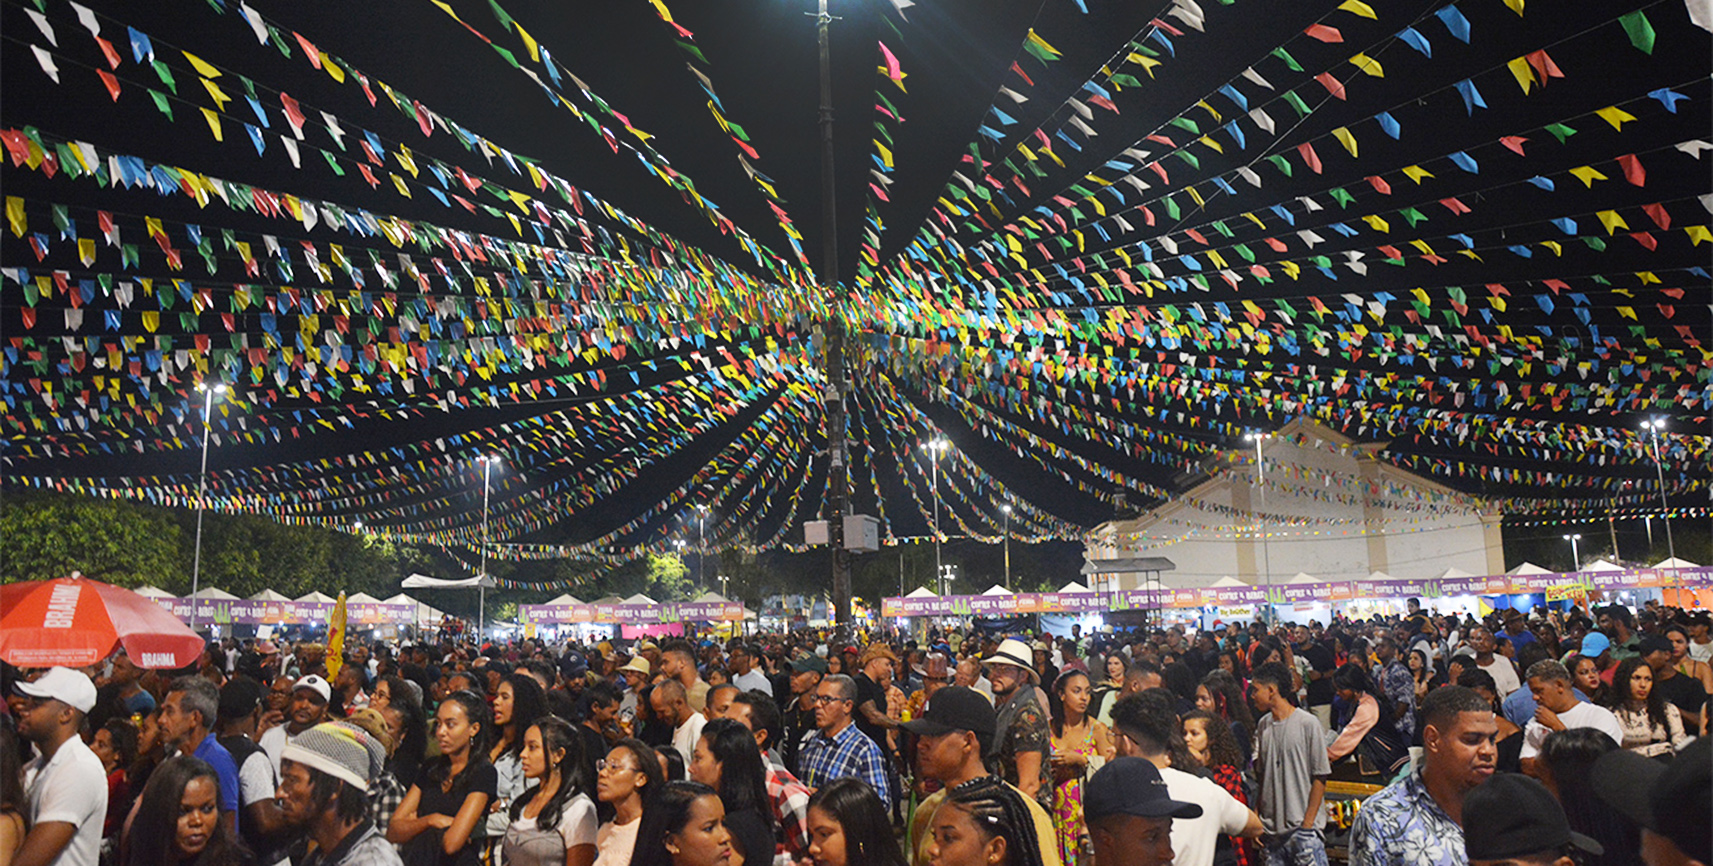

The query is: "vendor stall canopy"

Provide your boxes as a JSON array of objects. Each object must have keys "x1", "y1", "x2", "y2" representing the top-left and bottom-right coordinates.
[{"x1": 1, "y1": 0, "x2": 1708, "y2": 572}]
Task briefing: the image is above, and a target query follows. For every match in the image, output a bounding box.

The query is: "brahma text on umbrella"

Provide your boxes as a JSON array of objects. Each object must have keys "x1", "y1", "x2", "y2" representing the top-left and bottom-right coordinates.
[{"x1": 43, "y1": 584, "x2": 80, "y2": 628}]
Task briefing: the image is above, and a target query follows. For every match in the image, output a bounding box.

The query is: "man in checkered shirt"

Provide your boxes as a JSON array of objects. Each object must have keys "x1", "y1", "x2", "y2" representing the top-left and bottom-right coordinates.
[{"x1": 795, "y1": 674, "x2": 893, "y2": 811}]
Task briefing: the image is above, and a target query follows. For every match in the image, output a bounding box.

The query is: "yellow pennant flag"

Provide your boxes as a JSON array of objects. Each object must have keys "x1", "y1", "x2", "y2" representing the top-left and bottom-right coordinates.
[
  {"x1": 1507, "y1": 56, "x2": 1535, "y2": 93},
  {"x1": 326, "y1": 592, "x2": 348, "y2": 680},
  {"x1": 5, "y1": 196, "x2": 25, "y2": 237},
  {"x1": 517, "y1": 24, "x2": 540, "y2": 62},
  {"x1": 1595, "y1": 106, "x2": 1636, "y2": 130},
  {"x1": 182, "y1": 50, "x2": 221, "y2": 78},
  {"x1": 201, "y1": 107, "x2": 223, "y2": 141},
  {"x1": 1338, "y1": 0, "x2": 1378, "y2": 18},
  {"x1": 1349, "y1": 53, "x2": 1384, "y2": 77},
  {"x1": 1332, "y1": 126, "x2": 1358, "y2": 157}
]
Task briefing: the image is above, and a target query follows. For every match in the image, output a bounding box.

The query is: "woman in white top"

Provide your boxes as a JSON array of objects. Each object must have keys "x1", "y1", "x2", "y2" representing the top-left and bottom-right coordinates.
[
  {"x1": 1608, "y1": 657, "x2": 1692, "y2": 759},
  {"x1": 593, "y1": 739, "x2": 665, "y2": 866},
  {"x1": 503, "y1": 716, "x2": 598, "y2": 866}
]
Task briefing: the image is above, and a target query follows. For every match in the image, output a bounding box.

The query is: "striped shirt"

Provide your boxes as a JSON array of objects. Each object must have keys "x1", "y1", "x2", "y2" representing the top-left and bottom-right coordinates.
[{"x1": 796, "y1": 722, "x2": 892, "y2": 810}]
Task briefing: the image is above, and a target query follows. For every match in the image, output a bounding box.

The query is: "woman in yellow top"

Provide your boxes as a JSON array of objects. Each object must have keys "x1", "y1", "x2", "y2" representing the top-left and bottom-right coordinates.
[{"x1": 1046, "y1": 669, "x2": 1113, "y2": 866}]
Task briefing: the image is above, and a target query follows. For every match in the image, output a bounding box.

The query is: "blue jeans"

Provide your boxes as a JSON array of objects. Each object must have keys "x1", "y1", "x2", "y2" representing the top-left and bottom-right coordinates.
[{"x1": 1263, "y1": 829, "x2": 1328, "y2": 866}]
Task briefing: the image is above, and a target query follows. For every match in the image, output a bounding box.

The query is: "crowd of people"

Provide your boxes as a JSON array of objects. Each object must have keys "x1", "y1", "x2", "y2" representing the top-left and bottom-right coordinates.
[{"x1": 2, "y1": 598, "x2": 1710, "y2": 866}]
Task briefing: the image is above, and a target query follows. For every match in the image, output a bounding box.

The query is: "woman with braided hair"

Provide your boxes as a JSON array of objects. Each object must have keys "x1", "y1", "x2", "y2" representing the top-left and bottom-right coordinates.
[{"x1": 924, "y1": 775, "x2": 1050, "y2": 866}]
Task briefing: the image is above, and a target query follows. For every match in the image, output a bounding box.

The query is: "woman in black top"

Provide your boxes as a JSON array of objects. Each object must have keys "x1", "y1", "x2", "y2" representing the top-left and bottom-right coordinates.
[
  {"x1": 389, "y1": 690, "x2": 496, "y2": 866},
  {"x1": 686, "y1": 719, "x2": 775, "y2": 866}
]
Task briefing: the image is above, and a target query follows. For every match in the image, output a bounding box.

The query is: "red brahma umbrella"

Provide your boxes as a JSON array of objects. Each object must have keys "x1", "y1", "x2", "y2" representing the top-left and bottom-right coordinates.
[{"x1": 0, "y1": 573, "x2": 203, "y2": 669}]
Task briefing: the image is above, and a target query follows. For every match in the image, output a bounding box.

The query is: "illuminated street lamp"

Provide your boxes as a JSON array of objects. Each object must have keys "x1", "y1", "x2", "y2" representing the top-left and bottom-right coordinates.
[
  {"x1": 1563, "y1": 533, "x2": 1583, "y2": 572},
  {"x1": 477, "y1": 454, "x2": 502, "y2": 639},
  {"x1": 921, "y1": 437, "x2": 950, "y2": 588},
  {"x1": 1000, "y1": 504, "x2": 1013, "y2": 590}
]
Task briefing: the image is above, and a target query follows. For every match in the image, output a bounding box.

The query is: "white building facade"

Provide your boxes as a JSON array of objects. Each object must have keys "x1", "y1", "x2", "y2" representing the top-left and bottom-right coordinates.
[{"x1": 1085, "y1": 419, "x2": 1504, "y2": 593}]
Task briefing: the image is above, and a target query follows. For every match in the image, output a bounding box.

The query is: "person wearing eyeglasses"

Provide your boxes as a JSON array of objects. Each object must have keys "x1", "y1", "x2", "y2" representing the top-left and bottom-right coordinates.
[
  {"x1": 796, "y1": 675, "x2": 893, "y2": 811},
  {"x1": 593, "y1": 740, "x2": 665, "y2": 866}
]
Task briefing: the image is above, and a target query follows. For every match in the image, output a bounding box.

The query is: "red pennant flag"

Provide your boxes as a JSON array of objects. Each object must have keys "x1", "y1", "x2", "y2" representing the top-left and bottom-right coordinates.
[
  {"x1": 1297, "y1": 142, "x2": 1323, "y2": 173},
  {"x1": 1367, "y1": 175, "x2": 1392, "y2": 194},
  {"x1": 1499, "y1": 135, "x2": 1528, "y2": 155},
  {"x1": 1642, "y1": 202, "x2": 1670, "y2": 229},
  {"x1": 1304, "y1": 24, "x2": 1343, "y2": 42},
  {"x1": 1629, "y1": 232, "x2": 1657, "y2": 250},
  {"x1": 1010, "y1": 61, "x2": 1034, "y2": 86},
  {"x1": 1314, "y1": 72, "x2": 1346, "y2": 100},
  {"x1": 1616, "y1": 154, "x2": 1645, "y2": 186},
  {"x1": 97, "y1": 70, "x2": 120, "y2": 101}
]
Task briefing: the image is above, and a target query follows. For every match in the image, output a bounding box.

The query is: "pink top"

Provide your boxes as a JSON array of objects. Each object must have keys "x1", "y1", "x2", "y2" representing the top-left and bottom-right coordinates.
[{"x1": 1328, "y1": 693, "x2": 1378, "y2": 761}]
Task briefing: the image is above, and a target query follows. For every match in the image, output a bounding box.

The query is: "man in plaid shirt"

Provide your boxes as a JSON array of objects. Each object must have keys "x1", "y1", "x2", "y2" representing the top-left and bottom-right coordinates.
[
  {"x1": 728, "y1": 690, "x2": 812, "y2": 861},
  {"x1": 796, "y1": 674, "x2": 893, "y2": 810}
]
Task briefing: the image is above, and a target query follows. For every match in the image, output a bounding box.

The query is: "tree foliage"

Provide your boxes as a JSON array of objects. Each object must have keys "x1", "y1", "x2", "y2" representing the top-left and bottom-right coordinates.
[{"x1": 0, "y1": 493, "x2": 183, "y2": 585}]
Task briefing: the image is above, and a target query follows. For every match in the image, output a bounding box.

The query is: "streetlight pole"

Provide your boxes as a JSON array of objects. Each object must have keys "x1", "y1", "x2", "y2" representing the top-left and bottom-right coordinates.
[
  {"x1": 1000, "y1": 504, "x2": 1013, "y2": 590},
  {"x1": 190, "y1": 382, "x2": 226, "y2": 634},
  {"x1": 697, "y1": 504, "x2": 710, "y2": 589},
  {"x1": 478, "y1": 454, "x2": 500, "y2": 641},
  {"x1": 922, "y1": 437, "x2": 948, "y2": 589},
  {"x1": 1245, "y1": 432, "x2": 1271, "y2": 620},
  {"x1": 1643, "y1": 419, "x2": 1677, "y2": 565},
  {"x1": 1563, "y1": 533, "x2": 1582, "y2": 572}
]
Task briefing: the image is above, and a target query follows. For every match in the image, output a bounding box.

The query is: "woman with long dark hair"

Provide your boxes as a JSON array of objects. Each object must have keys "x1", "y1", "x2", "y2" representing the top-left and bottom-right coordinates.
[
  {"x1": 1406, "y1": 648, "x2": 1433, "y2": 706},
  {"x1": 1088, "y1": 654, "x2": 1126, "y2": 722},
  {"x1": 686, "y1": 719, "x2": 774, "y2": 866},
  {"x1": 1538, "y1": 728, "x2": 1643, "y2": 866},
  {"x1": 389, "y1": 690, "x2": 496, "y2": 866},
  {"x1": 379, "y1": 687, "x2": 429, "y2": 792},
  {"x1": 1216, "y1": 649, "x2": 1249, "y2": 686},
  {"x1": 627, "y1": 781, "x2": 734, "y2": 866},
  {"x1": 1326, "y1": 663, "x2": 1408, "y2": 777},
  {"x1": 593, "y1": 740, "x2": 665, "y2": 866},
  {"x1": 1046, "y1": 669, "x2": 1111, "y2": 866},
  {"x1": 1606, "y1": 656, "x2": 1691, "y2": 759},
  {"x1": 804, "y1": 778, "x2": 909, "y2": 866},
  {"x1": 121, "y1": 755, "x2": 253, "y2": 866},
  {"x1": 488, "y1": 673, "x2": 550, "y2": 843},
  {"x1": 1194, "y1": 669, "x2": 1255, "y2": 766},
  {"x1": 1182, "y1": 710, "x2": 1255, "y2": 866},
  {"x1": 503, "y1": 716, "x2": 597, "y2": 866}
]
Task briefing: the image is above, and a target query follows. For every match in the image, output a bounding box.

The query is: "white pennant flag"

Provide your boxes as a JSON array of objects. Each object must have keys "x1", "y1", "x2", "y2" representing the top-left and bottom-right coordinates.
[
  {"x1": 239, "y1": 2, "x2": 270, "y2": 43},
  {"x1": 1236, "y1": 166, "x2": 1262, "y2": 187},
  {"x1": 998, "y1": 86, "x2": 1029, "y2": 105},
  {"x1": 1242, "y1": 67, "x2": 1274, "y2": 90},
  {"x1": 280, "y1": 136, "x2": 301, "y2": 168},
  {"x1": 1675, "y1": 139, "x2": 1711, "y2": 158},
  {"x1": 70, "y1": 2, "x2": 101, "y2": 37},
  {"x1": 31, "y1": 45, "x2": 60, "y2": 83},
  {"x1": 26, "y1": 10, "x2": 58, "y2": 46},
  {"x1": 1067, "y1": 97, "x2": 1094, "y2": 120},
  {"x1": 1298, "y1": 195, "x2": 1323, "y2": 212},
  {"x1": 1248, "y1": 108, "x2": 1276, "y2": 134}
]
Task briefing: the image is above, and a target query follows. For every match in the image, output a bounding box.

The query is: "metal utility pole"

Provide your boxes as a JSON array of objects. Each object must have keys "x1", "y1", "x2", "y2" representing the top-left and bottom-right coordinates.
[
  {"x1": 697, "y1": 504, "x2": 710, "y2": 589},
  {"x1": 1245, "y1": 432, "x2": 1272, "y2": 619},
  {"x1": 1563, "y1": 533, "x2": 1583, "y2": 572},
  {"x1": 478, "y1": 455, "x2": 500, "y2": 641},
  {"x1": 813, "y1": 0, "x2": 851, "y2": 641},
  {"x1": 1000, "y1": 504, "x2": 1013, "y2": 590},
  {"x1": 924, "y1": 438, "x2": 948, "y2": 587},
  {"x1": 1644, "y1": 419, "x2": 1677, "y2": 564},
  {"x1": 191, "y1": 382, "x2": 226, "y2": 634}
]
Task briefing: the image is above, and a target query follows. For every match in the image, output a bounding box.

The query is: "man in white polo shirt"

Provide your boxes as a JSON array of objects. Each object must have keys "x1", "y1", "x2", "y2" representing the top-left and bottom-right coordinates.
[{"x1": 13, "y1": 667, "x2": 108, "y2": 866}]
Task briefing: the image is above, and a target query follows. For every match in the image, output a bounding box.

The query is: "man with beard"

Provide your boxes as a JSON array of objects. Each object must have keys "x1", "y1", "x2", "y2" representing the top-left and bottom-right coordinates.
[
  {"x1": 983, "y1": 638, "x2": 1052, "y2": 809},
  {"x1": 261, "y1": 674, "x2": 332, "y2": 776},
  {"x1": 275, "y1": 722, "x2": 398, "y2": 866},
  {"x1": 13, "y1": 668, "x2": 107, "y2": 866},
  {"x1": 1350, "y1": 686, "x2": 1499, "y2": 866},
  {"x1": 781, "y1": 655, "x2": 826, "y2": 775}
]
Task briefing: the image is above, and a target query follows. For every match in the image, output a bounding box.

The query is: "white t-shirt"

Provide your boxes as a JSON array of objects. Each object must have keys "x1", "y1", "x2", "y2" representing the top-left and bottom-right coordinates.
[
  {"x1": 258, "y1": 724, "x2": 287, "y2": 778},
  {"x1": 1160, "y1": 766, "x2": 1252, "y2": 866},
  {"x1": 1690, "y1": 638, "x2": 1713, "y2": 664},
  {"x1": 732, "y1": 668, "x2": 774, "y2": 696},
  {"x1": 23, "y1": 736, "x2": 108, "y2": 866},
  {"x1": 673, "y1": 713, "x2": 708, "y2": 767},
  {"x1": 594, "y1": 817, "x2": 642, "y2": 866},
  {"x1": 1520, "y1": 701, "x2": 1624, "y2": 758},
  {"x1": 1477, "y1": 657, "x2": 1522, "y2": 698},
  {"x1": 506, "y1": 794, "x2": 598, "y2": 863}
]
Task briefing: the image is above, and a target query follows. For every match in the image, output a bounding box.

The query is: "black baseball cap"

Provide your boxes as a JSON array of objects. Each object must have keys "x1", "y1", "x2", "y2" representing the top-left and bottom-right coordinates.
[
  {"x1": 1463, "y1": 773, "x2": 1602, "y2": 860},
  {"x1": 900, "y1": 686, "x2": 996, "y2": 739},
  {"x1": 1084, "y1": 757, "x2": 1202, "y2": 821},
  {"x1": 218, "y1": 677, "x2": 266, "y2": 722},
  {"x1": 1593, "y1": 736, "x2": 1710, "y2": 861},
  {"x1": 789, "y1": 656, "x2": 829, "y2": 675},
  {"x1": 1635, "y1": 634, "x2": 1672, "y2": 657}
]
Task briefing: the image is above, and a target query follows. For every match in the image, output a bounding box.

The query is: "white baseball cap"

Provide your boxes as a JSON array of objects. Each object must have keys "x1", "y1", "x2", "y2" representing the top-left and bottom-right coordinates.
[
  {"x1": 292, "y1": 674, "x2": 332, "y2": 704},
  {"x1": 13, "y1": 667, "x2": 98, "y2": 714}
]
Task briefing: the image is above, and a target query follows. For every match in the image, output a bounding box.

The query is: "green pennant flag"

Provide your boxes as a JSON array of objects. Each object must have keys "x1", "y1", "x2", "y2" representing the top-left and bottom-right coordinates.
[
  {"x1": 152, "y1": 61, "x2": 178, "y2": 94},
  {"x1": 149, "y1": 89, "x2": 173, "y2": 120},
  {"x1": 487, "y1": 0, "x2": 516, "y2": 30},
  {"x1": 1272, "y1": 47, "x2": 1303, "y2": 72},
  {"x1": 1618, "y1": 11, "x2": 1655, "y2": 54}
]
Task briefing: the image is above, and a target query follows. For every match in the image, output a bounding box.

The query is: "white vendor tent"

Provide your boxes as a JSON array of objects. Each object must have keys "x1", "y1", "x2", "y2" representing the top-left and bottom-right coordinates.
[{"x1": 249, "y1": 589, "x2": 293, "y2": 601}]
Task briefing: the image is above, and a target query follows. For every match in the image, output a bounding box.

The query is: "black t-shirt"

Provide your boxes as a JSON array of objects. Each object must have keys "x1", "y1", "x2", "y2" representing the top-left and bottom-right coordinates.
[
  {"x1": 783, "y1": 697, "x2": 818, "y2": 775},
  {"x1": 853, "y1": 672, "x2": 890, "y2": 753},
  {"x1": 1300, "y1": 643, "x2": 1336, "y2": 706},
  {"x1": 1656, "y1": 670, "x2": 1707, "y2": 719},
  {"x1": 405, "y1": 762, "x2": 498, "y2": 866},
  {"x1": 722, "y1": 805, "x2": 775, "y2": 866}
]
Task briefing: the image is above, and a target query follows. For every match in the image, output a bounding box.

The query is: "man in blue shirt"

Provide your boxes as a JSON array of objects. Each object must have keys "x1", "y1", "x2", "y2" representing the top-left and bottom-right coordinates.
[
  {"x1": 1499, "y1": 644, "x2": 1588, "y2": 729},
  {"x1": 160, "y1": 675, "x2": 243, "y2": 836},
  {"x1": 796, "y1": 674, "x2": 891, "y2": 810},
  {"x1": 1349, "y1": 685, "x2": 1498, "y2": 866}
]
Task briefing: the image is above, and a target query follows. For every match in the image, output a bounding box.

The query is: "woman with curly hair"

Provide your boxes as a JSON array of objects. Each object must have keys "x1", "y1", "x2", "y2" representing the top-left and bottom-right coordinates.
[
  {"x1": 923, "y1": 776, "x2": 1049, "y2": 866},
  {"x1": 1046, "y1": 669, "x2": 1113, "y2": 865},
  {"x1": 1183, "y1": 709, "x2": 1258, "y2": 866}
]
